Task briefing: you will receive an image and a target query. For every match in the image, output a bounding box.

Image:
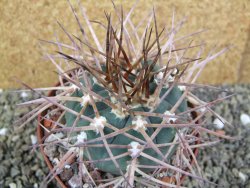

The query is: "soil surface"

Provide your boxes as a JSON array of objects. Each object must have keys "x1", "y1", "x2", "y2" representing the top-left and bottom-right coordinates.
[{"x1": 0, "y1": 84, "x2": 249, "y2": 188}]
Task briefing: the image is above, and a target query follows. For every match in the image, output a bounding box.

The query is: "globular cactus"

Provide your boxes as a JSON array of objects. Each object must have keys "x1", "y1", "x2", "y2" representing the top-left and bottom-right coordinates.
[
  {"x1": 65, "y1": 65, "x2": 187, "y2": 175},
  {"x1": 17, "y1": 1, "x2": 233, "y2": 187}
]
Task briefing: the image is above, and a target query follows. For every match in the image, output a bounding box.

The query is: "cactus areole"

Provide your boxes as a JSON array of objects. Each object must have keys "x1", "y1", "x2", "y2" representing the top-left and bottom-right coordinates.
[{"x1": 64, "y1": 61, "x2": 187, "y2": 175}]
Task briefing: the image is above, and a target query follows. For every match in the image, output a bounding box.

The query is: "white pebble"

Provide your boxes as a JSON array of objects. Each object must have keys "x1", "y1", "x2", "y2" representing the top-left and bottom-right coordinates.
[
  {"x1": 68, "y1": 175, "x2": 81, "y2": 188},
  {"x1": 30, "y1": 135, "x2": 37, "y2": 145},
  {"x1": 9, "y1": 183, "x2": 17, "y2": 188},
  {"x1": 65, "y1": 164, "x2": 71, "y2": 169},
  {"x1": 0, "y1": 128, "x2": 8, "y2": 136},
  {"x1": 83, "y1": 184, "x2": 90, "y2": 188},
  {"x1": 21, "y1": 91, "x2": 28, "y2": 98},
  {"x1": 213, "y1": 118, "x2": 224, "y2": 129},
  {"x1": 240, "y1": 113, "x2": 250, "y2": 126},
  {"x1": 52, "y1": 158, "x2": 60, "y2": 165},
  {"x1": 199, "y1": 107, "x2": 206, "y2": 113},
  {"x1": 239, "y1": 172, "x2": 247, "y2": 182},
  {"x1": 45, "y1": 132, "x2": 64, "y2": 143}
]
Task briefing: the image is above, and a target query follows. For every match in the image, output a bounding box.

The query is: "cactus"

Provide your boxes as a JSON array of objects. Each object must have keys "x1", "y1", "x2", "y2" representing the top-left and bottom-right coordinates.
[
  {"x1": 16, "y1": 1, "x2": 233, "y2": 187},
  {"x1": 64, "y1": 66, "x2": 187, "y2": 175}
]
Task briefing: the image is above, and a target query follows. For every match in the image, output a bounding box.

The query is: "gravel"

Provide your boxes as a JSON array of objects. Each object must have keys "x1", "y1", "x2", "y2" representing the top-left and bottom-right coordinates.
[
  {"x1": 183, "y1": 84, "x2": 250, "y2": 188},
  {"x1": 0, "y1": 84, "x2": 249, "y2": 188},
  {"x1": 0, "y1": 90, "x2": 56, "y2": 188}
]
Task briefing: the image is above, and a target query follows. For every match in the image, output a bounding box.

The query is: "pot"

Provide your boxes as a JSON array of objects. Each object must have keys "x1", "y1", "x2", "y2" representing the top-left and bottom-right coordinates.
[
  {"x1": 37, "y1": 86, "x2": 67, "y2": 188},
  {"x1": 37, "y1": 84, "x2": 200, "y2": 187}
]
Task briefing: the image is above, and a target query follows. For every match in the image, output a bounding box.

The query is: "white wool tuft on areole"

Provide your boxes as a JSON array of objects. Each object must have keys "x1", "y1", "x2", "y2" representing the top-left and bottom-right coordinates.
[
  {"x1": 132, "y1": 116, "x2": 147, "y2": 131},
  {"x1": 70, "y1": 84, "x2": 80, "y2": 91},
  {"x1": 90, "y1": 116, "x2": 107, "y2": 133},
  {"x1": 178, "y1": 85, "x2": 186, "y2": 91},
  {"x1": 76, "y1": 131, "x2": 87, "y2": 144},
  {"x1": 81, "y1": 95, "x2": 91, "y2": 107},
  {"x1": 164, "y1": 111, "x2": 177, "y2": 123},
  {"x1": 128, "y1": 141, "x2": 141, "y2": 158}
]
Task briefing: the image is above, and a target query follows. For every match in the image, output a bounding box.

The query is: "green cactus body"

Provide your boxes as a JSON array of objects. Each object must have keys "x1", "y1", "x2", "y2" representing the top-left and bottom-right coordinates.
[{"x1": 65, "y1": 66, "x2": 187, "y2": 175}]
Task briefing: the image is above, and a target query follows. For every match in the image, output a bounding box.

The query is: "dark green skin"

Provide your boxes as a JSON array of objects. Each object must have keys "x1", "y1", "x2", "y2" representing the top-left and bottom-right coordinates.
[{"x1": 65, "y1": 76, "x2": 187, "y2": 175}]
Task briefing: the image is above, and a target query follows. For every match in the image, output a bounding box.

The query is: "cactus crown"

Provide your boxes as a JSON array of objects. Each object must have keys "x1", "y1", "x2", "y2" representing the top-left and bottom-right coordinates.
[{"x1": 17, "y1": 1, "x2": 232, "y2": 187}]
